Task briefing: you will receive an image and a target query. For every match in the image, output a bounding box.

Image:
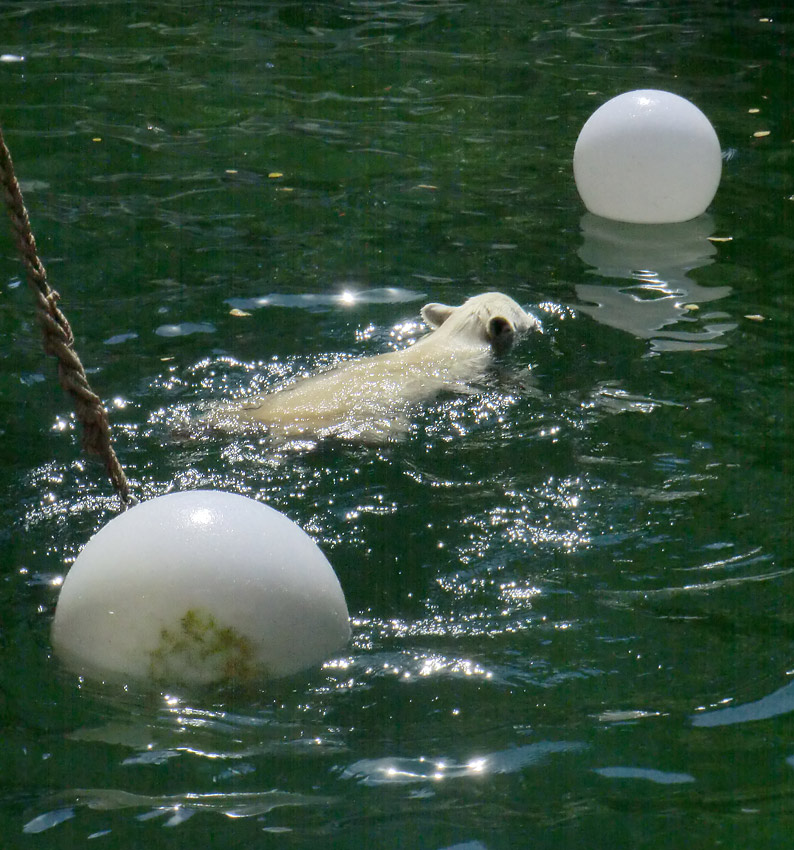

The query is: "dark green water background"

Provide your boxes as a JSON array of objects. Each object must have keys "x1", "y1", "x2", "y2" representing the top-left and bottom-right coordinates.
[{"x1": 1, "y1": 1, "x2": 793, "y2": 847}]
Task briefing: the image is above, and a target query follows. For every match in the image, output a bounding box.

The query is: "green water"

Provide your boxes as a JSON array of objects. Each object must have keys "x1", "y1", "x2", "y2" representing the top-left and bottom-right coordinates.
[{"x1": 1, "y1": 1, "x2": 793, "y2": 847}]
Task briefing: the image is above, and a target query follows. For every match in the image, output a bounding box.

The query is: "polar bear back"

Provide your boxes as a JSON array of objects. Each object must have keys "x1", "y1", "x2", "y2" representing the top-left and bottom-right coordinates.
[{"x1": 227, "y1": 291, "x2": 539, "y2": 444}]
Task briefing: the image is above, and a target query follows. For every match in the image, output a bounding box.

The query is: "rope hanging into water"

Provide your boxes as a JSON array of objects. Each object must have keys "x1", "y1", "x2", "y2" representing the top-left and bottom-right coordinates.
[{"x1": 0, "y1": 126, "x2": 134, "y2": 507}]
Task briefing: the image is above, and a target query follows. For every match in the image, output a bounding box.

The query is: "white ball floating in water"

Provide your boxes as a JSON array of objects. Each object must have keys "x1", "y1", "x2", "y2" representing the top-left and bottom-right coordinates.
[
  {"x1": 573, "y1": 89, "x2": 722, "y2": 224},
  {"x1": 51, "y1": 490, "x2": 351, "y2": 686}
]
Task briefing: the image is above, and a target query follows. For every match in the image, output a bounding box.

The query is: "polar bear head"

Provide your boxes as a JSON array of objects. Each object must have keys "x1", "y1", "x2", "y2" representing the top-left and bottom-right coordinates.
[{"x1": 420, "y1": 292, "x2": 540, "y2": 353}]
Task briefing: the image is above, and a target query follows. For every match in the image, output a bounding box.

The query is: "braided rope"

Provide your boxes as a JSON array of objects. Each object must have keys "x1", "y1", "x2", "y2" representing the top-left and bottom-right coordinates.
[{"x1": 0, "y1": 126, "x2": 133, "y2": 507}]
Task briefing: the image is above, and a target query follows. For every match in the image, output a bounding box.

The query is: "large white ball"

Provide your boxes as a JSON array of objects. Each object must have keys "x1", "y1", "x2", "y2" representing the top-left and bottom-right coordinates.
[
  {"x1": 51, "y1": 490, "x2": 351, "y2": 685},
  {"x1": 573, "y1": 89, "x2": 722, "y2": 224}
]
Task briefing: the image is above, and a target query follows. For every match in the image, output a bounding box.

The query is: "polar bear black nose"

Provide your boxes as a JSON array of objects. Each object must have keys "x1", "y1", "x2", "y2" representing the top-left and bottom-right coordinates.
[{"x1": 487, "y1": 315, "x2": 515, "y2": 350}]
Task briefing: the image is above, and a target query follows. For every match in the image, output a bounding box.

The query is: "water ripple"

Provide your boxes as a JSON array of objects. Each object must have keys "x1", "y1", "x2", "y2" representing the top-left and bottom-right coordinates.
[
  {"x1": 342, "y1": 740, "x2": 586, "y2": 786},
  {"x1": 24, "y1": 788, "x2": 334, "y2": 833}
]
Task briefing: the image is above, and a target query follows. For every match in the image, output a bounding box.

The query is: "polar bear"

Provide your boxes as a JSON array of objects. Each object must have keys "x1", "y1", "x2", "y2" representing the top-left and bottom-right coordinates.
[{"x1": 219, "y1": 292, "x2": 540, "y2": 444}]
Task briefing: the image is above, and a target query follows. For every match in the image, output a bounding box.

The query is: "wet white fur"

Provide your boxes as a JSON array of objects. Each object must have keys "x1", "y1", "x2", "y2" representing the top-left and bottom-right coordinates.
[{"x1": 222, "y1": 292, "x2": 539, "y2": 444}]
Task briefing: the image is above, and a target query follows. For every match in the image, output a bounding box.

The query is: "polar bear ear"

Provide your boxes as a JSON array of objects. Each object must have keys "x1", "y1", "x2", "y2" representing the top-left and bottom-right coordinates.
[
  {"x1": 487, "y1": 316, "x2": 516, "y2": 350},
  {"x1": 421, "y1": 302, "x2": 455, "y2": 329}
]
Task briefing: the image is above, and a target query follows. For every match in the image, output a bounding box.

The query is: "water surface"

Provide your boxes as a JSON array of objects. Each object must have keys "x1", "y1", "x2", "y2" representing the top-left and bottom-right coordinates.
[{"x1": 1, "y1": 1, "x2": 793, "y2": 847}]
